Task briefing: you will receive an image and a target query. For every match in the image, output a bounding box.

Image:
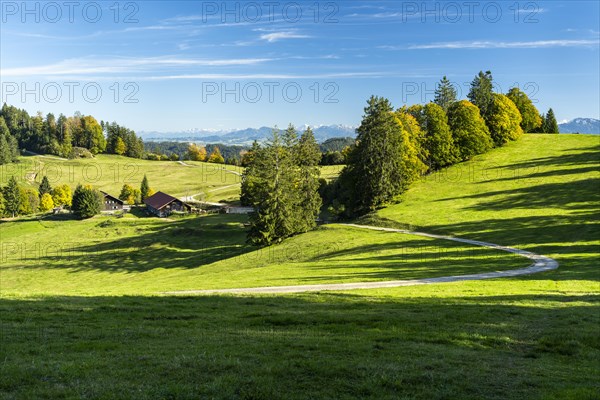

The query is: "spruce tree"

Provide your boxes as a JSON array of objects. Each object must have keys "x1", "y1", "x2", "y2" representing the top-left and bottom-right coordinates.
[
  {"x1": 72, "y1": 185, "x2": 102, "y2": 218},
  {"x1": 543, "y1": 108, "x2": 559, "y2": 134},
  {"x1": 3, "y1": 176, "x2": 21, "y2": 217},
  {"x1": 340, "y1": 96, "x2": 425, "y2": 215},
  {"x1": 434, "y1": 76, "x2": 457, "y2": 111},
  {"x1": 39, "y1": 176, "x2": 52, "y2": 198},
  {"x1": 140, "y1": 175, "x2": 150, "y2": 201},
  {"x1": 468, "y1": 71, "x2": 494, "y2": 119},
  {"x1": 246, "y1": 130, "x2": 299, "y2": 245},
  {"x1": 295, "y1": 127, "x2": 322, "y2": 233}
]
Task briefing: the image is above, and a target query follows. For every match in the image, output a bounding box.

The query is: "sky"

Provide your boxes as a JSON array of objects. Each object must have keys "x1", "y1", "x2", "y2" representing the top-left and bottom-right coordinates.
[{"x1": 1, "y1": 0, "x2": 599, "y2": 132}]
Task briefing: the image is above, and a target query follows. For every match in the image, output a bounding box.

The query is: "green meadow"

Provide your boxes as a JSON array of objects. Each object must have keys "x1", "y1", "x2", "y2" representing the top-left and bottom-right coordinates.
[{"x1": 1, "y1": 134, "x2": 599, "y2": 399}]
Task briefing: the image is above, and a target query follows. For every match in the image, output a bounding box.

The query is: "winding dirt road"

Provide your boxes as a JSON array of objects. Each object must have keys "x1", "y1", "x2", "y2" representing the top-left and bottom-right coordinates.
[{"x1": 162, "y1": 224, "x2": 558, "y2": 295}]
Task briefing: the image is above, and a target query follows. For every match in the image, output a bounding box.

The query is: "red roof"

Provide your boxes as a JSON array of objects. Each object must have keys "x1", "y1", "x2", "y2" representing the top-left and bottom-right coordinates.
[{"x1": 144, "y1": 191, "x2": 183, "y2": 210}]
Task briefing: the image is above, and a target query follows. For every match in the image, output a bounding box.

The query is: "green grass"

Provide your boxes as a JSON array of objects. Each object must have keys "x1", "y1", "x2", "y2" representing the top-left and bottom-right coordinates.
[
  {"x1": 0, "y1": 214, "x2": 527, "y2": 296},
  {"x1": 1, "y1": 134, "x2": 599, "y2": 399},
  {"x1": 0, "y1": 155, "x2": 343, "y2": 204},
  {"x1": 0, "y1": 154, "x2": 244, "y2": 203}
]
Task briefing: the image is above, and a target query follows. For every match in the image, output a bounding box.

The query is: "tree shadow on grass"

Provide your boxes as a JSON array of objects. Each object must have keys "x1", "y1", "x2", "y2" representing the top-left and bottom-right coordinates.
[
  {"x1": 438, "y1": 178, "x2": 600, "y2": 211},
  {"x1": 6, "y1": 214, "x2": 253, "y2": 273},
  {"x1": 1, "y1": 294, "x2": 598, "y2": 399}
]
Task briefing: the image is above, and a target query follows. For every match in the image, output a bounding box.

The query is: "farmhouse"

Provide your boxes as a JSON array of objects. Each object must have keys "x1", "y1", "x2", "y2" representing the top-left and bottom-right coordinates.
[
  {"x1": 144, "y1": 191, "x2": 191, "y2": 217},
  {"x1": 100, "y1": 191, "x2": 124, "y2": 212}
]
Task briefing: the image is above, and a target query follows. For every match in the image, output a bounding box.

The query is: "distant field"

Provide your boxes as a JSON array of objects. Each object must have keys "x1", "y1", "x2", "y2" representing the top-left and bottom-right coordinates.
[
  {"x1": 0, "y1": 154, "x2": 243, "y2": 202},
  {"x1": 1, "y1": 134, "x2": 599, "y2": 399},
  {"x1": 0, "y1": 155, "x2": 343, "y2": 204}
]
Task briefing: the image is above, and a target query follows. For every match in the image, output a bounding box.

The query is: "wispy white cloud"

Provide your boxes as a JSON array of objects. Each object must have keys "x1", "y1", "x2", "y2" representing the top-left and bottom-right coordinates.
[
  {"x1": 383, "y1": 39, "x2": 600, "y2": 50},
  {"x1": 1, "y1": 57, "x2": 274, "y2": 77},
  {"x1": 77, "y1": 72, "x2": 386, "y2": 81},
  {"x1": 259, "y1": 31, "x2": 311, "y2": 42}
]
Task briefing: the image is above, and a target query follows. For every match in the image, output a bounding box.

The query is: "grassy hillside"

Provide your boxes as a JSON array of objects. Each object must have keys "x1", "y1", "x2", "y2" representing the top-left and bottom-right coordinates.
[
  {"x1": 0, "y1": 214, "x2": 526, "y2": 297},
  {"x1": 1, "y1": 154, "x2": 244, "y2": 203},
  {"x1": 1, "y1": 134, "x2": 598, "y2": 399},
  {"x1": 1, "y1": 155, "x2": 344, "y2": 203}
]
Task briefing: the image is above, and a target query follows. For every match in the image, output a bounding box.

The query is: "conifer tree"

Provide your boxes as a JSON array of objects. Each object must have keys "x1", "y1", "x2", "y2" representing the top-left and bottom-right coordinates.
[
  {"x1": 468, "y1": 71, "x2": 494, "y2": 119},
  {"x1": 295, "y1": 127, "x2": 322, "y2": 233},
  {"x1": 434, "y1": 76, "x2": 457, "y2": 111},
  {"x1": 72, "y1": 184, "x2": 102, "y2": 218},
  {"x1": 339, "y1": 96, "x2": 425, "y2": 215},
  {"x1": 543, "y1": 108, "x2": 559, "y2": 134},
  {"x1": 246, "y1": 130, "x2": 299, "y2": 245},
  {"x1": 3, "y1": 176, "x2": 21, "y2": 217},
  {"x1": 140, "y1": 175, "x2": 150, "y2": 201},
  {"x1": 38, "y1": 176, "x2": 52, "y2": 198}
]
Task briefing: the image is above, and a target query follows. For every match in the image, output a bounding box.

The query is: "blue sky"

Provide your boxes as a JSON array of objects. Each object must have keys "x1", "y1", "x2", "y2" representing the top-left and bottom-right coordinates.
[{"x1": 1, "y1": 0, "x2": 599, "y2": 132}]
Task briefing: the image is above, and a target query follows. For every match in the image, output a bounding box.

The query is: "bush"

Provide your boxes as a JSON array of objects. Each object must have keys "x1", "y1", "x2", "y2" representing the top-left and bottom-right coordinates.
[
  {"x1": 69, "y1": 147, "x2": 94, "y2": 159},
  {"x1": 72, "y1": 184, "x2": 102, "y2": 218}
]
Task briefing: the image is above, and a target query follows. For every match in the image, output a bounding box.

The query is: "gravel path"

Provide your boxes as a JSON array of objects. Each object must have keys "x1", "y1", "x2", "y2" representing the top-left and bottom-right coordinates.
[{"x1": 162, "y1": 224, "x2": 558, "y2": 295}]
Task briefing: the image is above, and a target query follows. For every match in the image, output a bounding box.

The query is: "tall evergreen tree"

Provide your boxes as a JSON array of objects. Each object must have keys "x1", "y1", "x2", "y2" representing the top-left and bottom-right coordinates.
[
  {"x1": 468, "y1": 71, "x2": 494, "y2": 119},
  {"x1": 72, "y1": 184, "x2": 102, "y2": 218},
  {"x1": 140, "y1": 175, "x2": 150, "y2": 201},
  {"x1": 434, "y1": 76, "x2": 457, "y2": 111},
  {"x1": 543, "y1": 108, "x2": 560, "y2": 134},
  {"x1": 339, "y1": 96, "x2": 425, "y2": 215},
  {"x1": 0, "y1": 116, "x2": 19, "y2": 164},
  {"x1": 246, "y1": 129, "x2": 299, "y2": 245},
  {"x1": 3, "y1": 176, "x2": 21, "y2": 217},
  {"x1": 38, "y1": 176, "x2": 52, "y2": 198},
  {"x1": 295, "y1": 127, "x2": 322, "y2": 234}
]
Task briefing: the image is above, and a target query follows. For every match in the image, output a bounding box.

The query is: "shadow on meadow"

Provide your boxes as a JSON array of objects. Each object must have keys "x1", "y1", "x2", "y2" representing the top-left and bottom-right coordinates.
[
  {"x1": 14, "y1": 214, "x2": 253, "y2": 273},
  {"x1": 1, "y1": 293, "x2": 599, "y2": 399}
]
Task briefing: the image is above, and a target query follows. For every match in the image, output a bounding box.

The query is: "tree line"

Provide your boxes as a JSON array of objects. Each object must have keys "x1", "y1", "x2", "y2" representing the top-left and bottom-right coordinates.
[
  {"x1": 0, "y1": 103, "x2": 144, "y2": 164},
  {"x1": 243, "y1": 71, "x2": 559, "y2": 245},
  {"x1": 241, "y1": 126, "x2": 322, "y2": 245},
  {"x1": 0, "y1": 174, "x2": 154, "y2": 219}
]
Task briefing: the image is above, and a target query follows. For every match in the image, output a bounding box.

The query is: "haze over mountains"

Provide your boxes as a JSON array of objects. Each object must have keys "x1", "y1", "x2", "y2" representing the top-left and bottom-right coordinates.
[
  {"x1": 558, "y1": 118, "x2": 600, "y2": 134},
  {"x1": 139, "y1": 118, "x2": 599, "y2": 145},
  {"x1": 140, "y1": 125, "x2": 357, "y2": 144}
]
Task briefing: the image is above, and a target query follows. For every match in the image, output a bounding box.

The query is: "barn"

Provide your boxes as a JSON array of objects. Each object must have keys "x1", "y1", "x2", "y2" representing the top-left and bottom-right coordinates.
[
  {"x1": 144, "y1": 191, "x2": 191, "y2": 217},
  {"x1": 100, "y1": 191, "x2": 124, "y2": 212}
]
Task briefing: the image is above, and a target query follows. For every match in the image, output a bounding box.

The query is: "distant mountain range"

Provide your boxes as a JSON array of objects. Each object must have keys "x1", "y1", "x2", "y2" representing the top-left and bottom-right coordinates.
[
  {"x1": 140, "y1": 125, "x2": 357, "y2": 145},
  {"x1": 140, "y1": 118, "x2": 599, "y2": 145},
  {"x1": 559, "y1": 118, "x2": 600, "y2": 134}
]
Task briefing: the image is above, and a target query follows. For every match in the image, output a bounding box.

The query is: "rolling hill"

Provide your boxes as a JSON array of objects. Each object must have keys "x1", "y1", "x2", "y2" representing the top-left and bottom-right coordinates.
[{"x1": 1, "y1": 134, "x2": 598, "y2": 399}]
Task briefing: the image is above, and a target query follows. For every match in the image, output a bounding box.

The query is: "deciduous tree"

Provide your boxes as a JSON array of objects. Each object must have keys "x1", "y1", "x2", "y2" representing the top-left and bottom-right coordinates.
[
  {"x1": 486, "y1": 94, "x2": 524, "y2": 146},
  {"x1": 506, "y1": 87, "x2": 542, "y2": 132},
  {"x1": 39, "y1": 192, "x2": 55, "y2": 212},
  {"x1": 447, "y1": 100, "x2": 493, "y2": 160}
]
